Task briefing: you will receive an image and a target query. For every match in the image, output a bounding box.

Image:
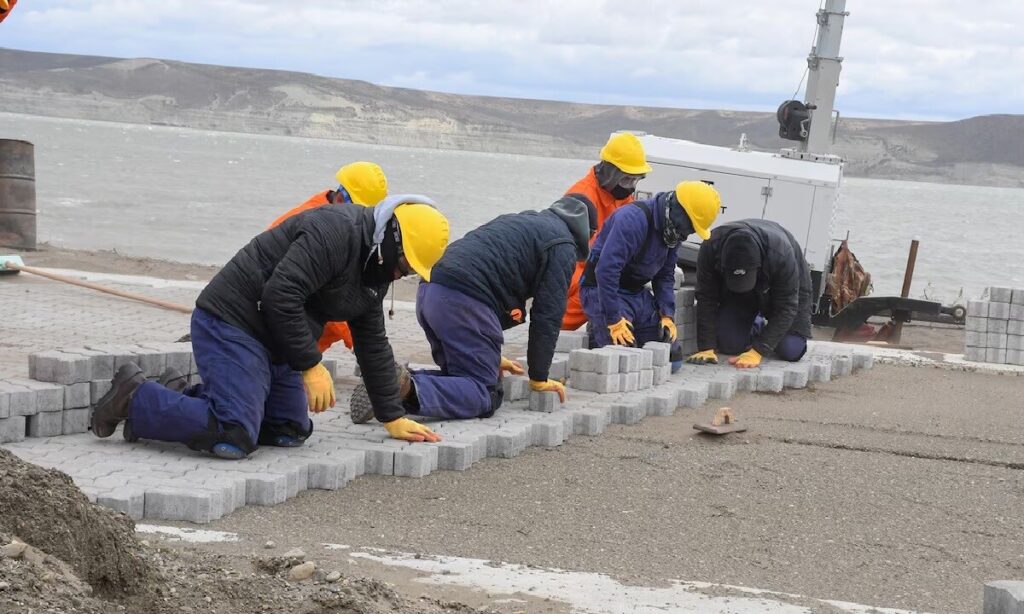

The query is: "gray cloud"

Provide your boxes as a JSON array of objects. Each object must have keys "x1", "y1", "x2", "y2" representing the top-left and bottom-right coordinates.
[{"x1": 5, "y1": 0, "x2": 1022, "y2": 119}]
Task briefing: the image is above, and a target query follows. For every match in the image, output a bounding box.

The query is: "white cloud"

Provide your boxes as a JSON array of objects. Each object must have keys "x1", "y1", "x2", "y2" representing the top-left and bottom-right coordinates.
[{"x1": 4, "y1": 0, "x2": 1023, "y2": 119}]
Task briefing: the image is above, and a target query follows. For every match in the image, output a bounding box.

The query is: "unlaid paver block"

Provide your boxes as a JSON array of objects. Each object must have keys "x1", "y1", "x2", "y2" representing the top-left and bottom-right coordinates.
[
  {"x1": 986, "y1": 348, "x2": 1008, "y2": 364},
  {"x1": 639, "y1": 369, "x2": 653, "y2": 389},
  {"x1": 28, "y1": 350, "x2": 91, "y2": 384},
  {"x1": 64, "y1": 382, "x2": 91, "y2": 409},
  {"x1": 852, "y1": 351, "x2": 875, "y2": 371},
  {"x1": 984, "y1": 580, "x2": 1024, "y2": 614},
  {"x1": 531, "y1": 422, "x2": 565, "y2": 447},
  {"x1": 144, "y1": 488, "x2": 220, "y2": 523},
  {"x1": 569, "y1": 371, "x2": 620, "y2": 394},
  {"x1": 756, "y1": 370, "x2": 785, "y2": 393},
  {"x1": 0, "y1": 389, "x2": 8, "y2": 419},
  {"x1": 675, "y1": 286, "x2": 695, "y2": 305},
  {"x1": 555, "y1": 331, "x2": 587, "y2": 352},
  {"x1": 990, "y1": 303, "x2": 1011, "y2": 320},
  {"x1": 27, "y1": 411, "x2": 63, "y2": 437},
  {"x1": 619, "y1": 347, "x2": 654, "y2": 370},
  {"x1": 652, "y1": 364, "x2": 672, "y2": 386},
  {"x1": 131, "y1": 346, "x2": 167, "y2": 377},
  {"x1": 618, "y1": 371, "x2": 639, "y2": 392},
  {"x1": 644, "y1": 391, "x2": 678, "y2": 417},
  {"x1": 96, "y1": 489, "x2": 145, "y2": 520},
  {"x1": 678, "y1": 382, "x2": 710, "y2": 408},
  {"x1": 1008, "y1": 336, "x2": 1024, "y2": 352},
  {"x1": 90, "y1": 379, "x2": 112, "y2": 404},
  {"x1": 5, "y1": 378, "x2": 63, "y2": 413},
  {"x1": 1010, "y1": 320, "x2": 1024, "y2": 336},
  {"x1": 965, "y1": 331, "x2": 985, "y2": 347},
  {"x1": 782, "y1": 365, "x2": 809, "y2": 389},
  {"x1": 62, "y1": 408, "x2": 91, "y2": 435},
  {"x1": 0, "y1": 416, "x2": 26, "y2": 443},
  {"x1": 83, "y1": 344, "x2": 140, "y2": 371},
  {"x1": 989, "y1": 319, "x2": 1009, "y2": 335},
  {"x1": 502, "y1": 375, "x2": 529, "y2": 402},
  {"x1": 569, "y1": 349, "x2": 618, "y2": 374},
  {"x1": 964, "y1": 346, "x2": 985, "y2": 362},
  {"x1": 989, "y1": 287, "x2": 1014, "y2": 303},
  {"x1": 611, "y1": 402, "x2": 645, "y2": 425},
  {"x1": 528, "y1": 390, "x2": 559, "y2": 412},
  {"x1": 1013, "y1": 289, "x2": 1024, "y2": 306},
  {"x1": 434, "y1": 441, "x2": 475, "y2": 470},
  {"x1": 643, "y1": 342, "x2": 671, "y2": 367},
  {"x1": 967, "y1": 301, "x2": 990, "y2": 318},
  {"x1": 987, "y1": 333, "x2": 1007, "y2": 349},
  {"x1": 1010, "y1": 305, "x2": 1024, "y2": 322},
  {"x1": 966, "y1": 317, "x2": 986, "y2": 332}
]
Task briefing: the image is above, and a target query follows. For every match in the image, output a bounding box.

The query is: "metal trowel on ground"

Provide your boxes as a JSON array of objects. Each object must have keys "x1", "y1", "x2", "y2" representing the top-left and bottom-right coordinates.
[{"x1": 693, "y1": 407, "x2": 747, "y2": 435}]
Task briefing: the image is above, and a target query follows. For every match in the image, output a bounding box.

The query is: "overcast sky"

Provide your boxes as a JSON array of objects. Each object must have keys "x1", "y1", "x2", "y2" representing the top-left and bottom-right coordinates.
[{"x1": 3, "y1": 1, "x2": 1022, "y2": 121}]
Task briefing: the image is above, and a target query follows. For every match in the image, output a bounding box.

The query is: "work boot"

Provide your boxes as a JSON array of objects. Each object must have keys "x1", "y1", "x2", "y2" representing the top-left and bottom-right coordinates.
[
  {"x1": 91, "y1": 363, "x2": 146, "y2": 438},
  {"x1": 350, "y1": 363, "x2": 411, "y2": 425},
  {"x1": 124, "y1": 367, "x2": 188, "y2": 442}
]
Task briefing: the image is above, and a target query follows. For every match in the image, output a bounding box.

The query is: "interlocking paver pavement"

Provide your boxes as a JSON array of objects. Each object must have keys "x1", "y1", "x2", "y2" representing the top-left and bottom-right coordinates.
[{"x1": 2, "y1": 269, "x2": 874, "y2": 523}]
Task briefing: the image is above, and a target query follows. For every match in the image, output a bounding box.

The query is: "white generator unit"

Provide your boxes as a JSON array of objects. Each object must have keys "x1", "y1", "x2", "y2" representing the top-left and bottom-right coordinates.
[{"x1": 633, "y1": 134, "x2": 844, "y2": 301}]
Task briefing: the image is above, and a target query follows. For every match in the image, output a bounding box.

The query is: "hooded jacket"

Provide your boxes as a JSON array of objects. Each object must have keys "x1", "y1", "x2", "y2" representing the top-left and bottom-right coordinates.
[
  {"x1": 695, "y1": 219, "x2": 813, "y2": 355},
  {"x1": 196, "y1": 203, "x2": 406, "y2": 422},
  {"x1": 581, "y1": 191, "x2": 679, "y2": 326},
  {"x1": 429, "y1": 199, "x2": 592, "y2": 382}
]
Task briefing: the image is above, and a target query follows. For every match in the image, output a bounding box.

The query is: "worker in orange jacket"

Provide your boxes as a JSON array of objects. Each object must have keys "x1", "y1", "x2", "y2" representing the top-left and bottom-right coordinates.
[
  {"x1": 268, "y1": 161, "x2": 388, "y2": 352},
  {"x1": 561, "y1": 132, "x2": 652, "y2": 330},
  {"x1": 0, "y1": 0, "x2": 18, "y2": 23}
]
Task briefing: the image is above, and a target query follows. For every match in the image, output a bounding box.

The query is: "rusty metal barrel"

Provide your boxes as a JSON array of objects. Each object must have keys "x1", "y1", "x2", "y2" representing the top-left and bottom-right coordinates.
[{"x1": 0, "y1": 139, "x2": 37, "y2": 250}]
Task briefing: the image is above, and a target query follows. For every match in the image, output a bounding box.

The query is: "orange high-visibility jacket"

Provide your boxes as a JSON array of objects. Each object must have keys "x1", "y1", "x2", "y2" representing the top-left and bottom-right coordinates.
[
  {"x1": 560, "y1": 167, "x2": 634, "y2": 330},
  {"x1": 267, "y1": 190, "x2": 354, "y2": 352}
]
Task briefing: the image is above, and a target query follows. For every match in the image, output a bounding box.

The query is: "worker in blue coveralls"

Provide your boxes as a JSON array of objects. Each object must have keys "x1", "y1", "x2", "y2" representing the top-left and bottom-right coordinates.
[
  {"x1": 687, "y1": 219, "x2": 813, "y2": 368},
  {"x1": 90, "y1": 196, "x2": 451, "y2": 458},
  {"x1": 348, "y1": 194, "x2": 598, "y2": 422},
  {"x1": 579, "y1": 181, "x2": 721, "y2": 362}
]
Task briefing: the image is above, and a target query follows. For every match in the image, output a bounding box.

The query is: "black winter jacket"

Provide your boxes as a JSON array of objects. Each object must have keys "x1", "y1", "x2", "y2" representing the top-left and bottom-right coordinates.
[
  {"x1": 429, "y1": 200, "x2": 592, "y2": 382},
  {"x1": 196, "y1": 204, "x2": 405, "y2": 422},
  {"x1": 695, "y1": 219, "x2": 813, "y2": 356}
]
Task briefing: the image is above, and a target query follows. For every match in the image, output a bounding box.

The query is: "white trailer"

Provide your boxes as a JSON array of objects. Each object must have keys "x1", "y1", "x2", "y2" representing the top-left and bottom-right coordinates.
[{"x1": 632, "y1": 134, "x2": 843, "y2": 303}]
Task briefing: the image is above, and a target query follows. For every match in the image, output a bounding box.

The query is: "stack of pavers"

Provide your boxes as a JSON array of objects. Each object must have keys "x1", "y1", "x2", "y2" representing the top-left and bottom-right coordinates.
[
  {"x1": 964, "y1": 286, "x2": 1024, "y2": 366},
  {"x1": 0, "y1": 343, "x2": 341, "y2": 444},
  {"x1": 674, "y1": 269, "x2": 699, "y2": 356},
  {"x1": 2, "y1": 327, "x2": 874, "y2": 523}
]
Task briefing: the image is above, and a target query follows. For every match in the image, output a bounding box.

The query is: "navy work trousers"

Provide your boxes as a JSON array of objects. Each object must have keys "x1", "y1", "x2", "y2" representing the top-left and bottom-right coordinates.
[
  {"x1": 716, "y1": 295, "x2": 807, "y2": 361},
  {"x1": 580, "y1": 286, "x2": 665, "y2": 348},
  {"x1": 411, "y1": 283, "x2": 504, "y2": 420},
  {"x1": 127, "y1": 307, "x2": 311, "y2": 454}
]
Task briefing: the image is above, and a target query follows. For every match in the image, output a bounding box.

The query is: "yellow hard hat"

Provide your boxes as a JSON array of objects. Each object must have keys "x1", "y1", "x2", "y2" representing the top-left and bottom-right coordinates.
[
  {"x1": 336, "y1": 161, "x2": 388, "y2": 206},
  {"x1": 675, "y1": 181, "x2": 721, "y2": 240},
  {"x1": 393, "y1": 204, "x2": 450, "y2": 282},
  {"x1": 0, "y1": 0, "x2": 9, "y2": 10},
  {"x1": 599, "y1": 132, "x2": 652, "y2": 175}
]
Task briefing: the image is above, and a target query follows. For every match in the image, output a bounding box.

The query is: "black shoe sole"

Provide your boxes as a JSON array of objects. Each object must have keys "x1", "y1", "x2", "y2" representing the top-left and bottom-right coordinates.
[{"x1": 92, "y1": 363, "x2": 145, "y2": 438}]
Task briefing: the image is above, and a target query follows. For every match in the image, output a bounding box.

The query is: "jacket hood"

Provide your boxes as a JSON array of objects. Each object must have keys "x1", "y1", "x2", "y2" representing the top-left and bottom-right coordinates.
[
  {"x1": 549, "y1": 195, "x2": 594, "y2": 261},
  {"x1": 367, "y1": 193, "x2": 437, "y2": 266}
]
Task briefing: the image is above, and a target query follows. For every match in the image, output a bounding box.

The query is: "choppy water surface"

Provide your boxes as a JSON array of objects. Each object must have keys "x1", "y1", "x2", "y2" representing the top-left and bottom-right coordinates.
[{"x1": 4, "y1": 113, "x2": 1022, "y2": 301}]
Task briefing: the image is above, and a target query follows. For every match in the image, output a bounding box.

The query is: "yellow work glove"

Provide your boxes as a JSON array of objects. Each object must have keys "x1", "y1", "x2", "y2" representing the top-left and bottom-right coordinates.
[
  {"x1": 384, "y1": 417, "x2": 441, "y2": 442},
  {"x1": 529, "y1": 379, "x2": 567, "y2": 403},
  {"x1": 301, "y1": 363, "x2": 336, "y2": 413},
  {"x1": 687, "y1": 349, "x2": 718, "y2": 365},
  {"x1": 659, "y1": 316, "x2": 678, "y2": 342},
  {"x1": 499, "y1": 356, "x2": 525, "y2": 376},
  {"x1": 607, "y1": 318, "x2": 635, "y2": 346},
  {"x1": 729, "y1": 348, "x2": 762, "y2": 369}
]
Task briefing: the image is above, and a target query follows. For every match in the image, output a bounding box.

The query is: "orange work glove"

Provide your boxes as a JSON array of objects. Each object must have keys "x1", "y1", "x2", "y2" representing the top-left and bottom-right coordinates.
[{"x1": 529, "y1": 379, "x2": 567, "y2": 402}]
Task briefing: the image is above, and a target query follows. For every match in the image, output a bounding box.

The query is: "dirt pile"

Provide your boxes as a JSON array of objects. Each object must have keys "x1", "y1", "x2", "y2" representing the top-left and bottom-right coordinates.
[
  {"x1": 0, "y1": 448, "x2": 154, "y2": 595},
  {"x1": 0, "y1": 449, "x2": 493, "y2": 613}
]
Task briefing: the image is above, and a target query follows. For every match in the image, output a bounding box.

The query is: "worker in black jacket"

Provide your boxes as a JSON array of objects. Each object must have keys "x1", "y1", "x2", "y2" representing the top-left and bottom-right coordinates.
[
  {"x1": 689, "y1": 219, "x2": 813, "y2": 368},
  {"x1": 349, "y1": 195, "x2": 597, "y2": 422},
  {"x1": 90, "y1": 196, "x2": 451, "y2": 458}
]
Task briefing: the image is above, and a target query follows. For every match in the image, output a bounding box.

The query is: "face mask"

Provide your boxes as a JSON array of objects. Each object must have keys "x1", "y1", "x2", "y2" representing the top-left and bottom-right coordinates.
[
  {"x1": 611, "y1": 184, "x2": 635, "y2": 199},
  {"x1": 662, "y1": 196, "x2": 694, "y2": 247}
]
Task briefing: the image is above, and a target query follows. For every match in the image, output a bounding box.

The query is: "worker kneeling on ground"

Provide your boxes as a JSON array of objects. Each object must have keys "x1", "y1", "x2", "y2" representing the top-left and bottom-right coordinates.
[
  {"x1": 561, "y1": 132, "x2": 651, "y2": 331},
  {"x1": 91, "y1": 196, "x2": 450, "y2": 458},
  {"x1": 580, "y1": 181, "x2": 721, "y2": 363},
  {"x1": 268, "y1": 161, "x2": 389, "y2": 354},
  {"x1": 689, "y1": 219, "x2": 812, "y2": 369},
  {"x1": 349, "y1": 195, "x2": 598, "y2": 423}
]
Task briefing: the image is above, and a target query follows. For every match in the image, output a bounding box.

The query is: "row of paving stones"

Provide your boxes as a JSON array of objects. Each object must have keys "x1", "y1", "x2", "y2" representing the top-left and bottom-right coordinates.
[{"x1": 2, "y1": 342, "x2": 873, "y2": 523}]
